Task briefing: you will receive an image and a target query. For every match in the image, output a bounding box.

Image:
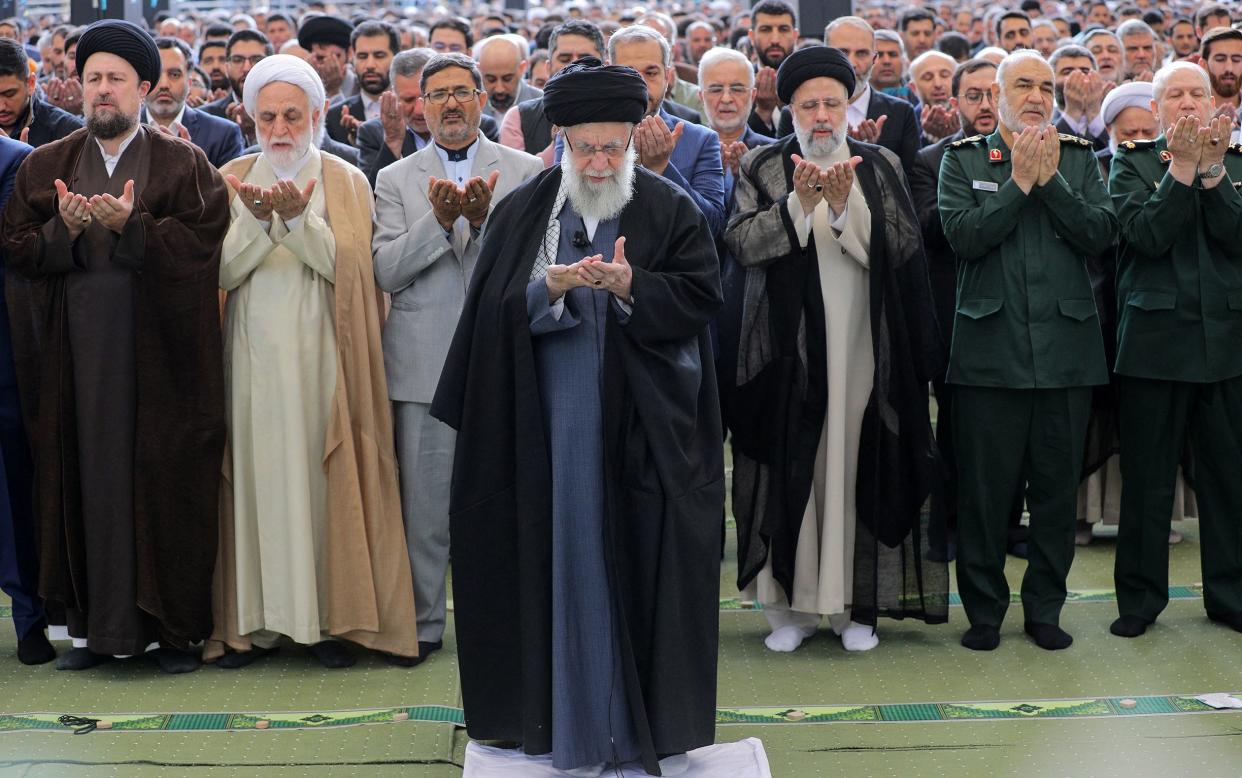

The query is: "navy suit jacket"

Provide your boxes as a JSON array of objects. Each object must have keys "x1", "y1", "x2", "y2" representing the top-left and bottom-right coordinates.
[
  {"x1": 554, "y1": 108, "x2": 726, "y2": 236},
  {"x1": 0, "y1": 135, "x2": 32, "y2": 402},
  {"x1": 326, "y1": 94, "x2": 366, "y2": 145},
  {"x1": 180, "y1": 106, "x2": 244, "y2": 168}
]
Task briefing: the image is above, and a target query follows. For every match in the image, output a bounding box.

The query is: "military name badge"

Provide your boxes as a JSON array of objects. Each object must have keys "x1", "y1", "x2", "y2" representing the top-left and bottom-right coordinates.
[
  {"x1": 972, "y1": 180, "x2": 999, "y2": 192},
  {"x1": 1159, "y1": 150, "x2": 1172, "y2": 163},
  {"x1": 989, "y1": 148, "x2": 1003, "y2": 162}
]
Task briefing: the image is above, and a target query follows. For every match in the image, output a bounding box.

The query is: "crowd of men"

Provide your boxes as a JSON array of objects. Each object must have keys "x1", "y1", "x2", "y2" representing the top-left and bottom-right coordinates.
[{"x1": 0, "y1": 1, "x2": 1240, "y2": 775}]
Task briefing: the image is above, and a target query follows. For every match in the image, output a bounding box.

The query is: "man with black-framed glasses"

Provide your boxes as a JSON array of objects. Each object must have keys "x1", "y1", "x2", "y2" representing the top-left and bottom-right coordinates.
[
  {"x1": 201, "y1": 29, "x2": 273, "y2": 146},
  {"x1": 910, "y1": 57, "x2": 999, "y2": 564},
  {"x1": 372, "y1": 52, "x2": 541, "y2": 669}
]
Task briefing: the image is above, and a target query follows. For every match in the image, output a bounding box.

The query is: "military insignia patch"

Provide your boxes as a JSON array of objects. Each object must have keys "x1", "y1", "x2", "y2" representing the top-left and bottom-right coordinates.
[
  {"x1": 1159, "y1": 150, "x2": 1172, "y2": 163},
  {"x1": 989, "y1": 148, "x2": 1003, "y2": 162}
]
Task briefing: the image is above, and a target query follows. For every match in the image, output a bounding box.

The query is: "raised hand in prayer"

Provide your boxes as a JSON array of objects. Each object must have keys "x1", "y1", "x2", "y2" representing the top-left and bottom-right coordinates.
[
  {"x1": 270, "y1": 178, "x2": 317, "y2": 222},
  {"x1": 919, "y1": 103, "x2": 960, "y2": 139},
  {"x1": 1166, "y1": 114, "x2": 1205, "y2": 185},
  {"x1": 821, "y1": 156, "x2": 863, "y2": 219},
  {"x1": 790, "y1": 153, "x2": 827, "y2": 215},
  {"x1": 545, "y1": 262, "x2": 593, "y2": 302},
  {"x1": 1035, "y1": 126, "x2": 1061, "y2": 188},
  {"x1": 1009, "y1": 125, "x2": 1044, "y2": 194},
  {"x1": 576, "y1": 236, "x2": 633, "y2": 301},
  {"x1": 754, "y1": 66, "x2": 778, "y2": 124},
  {"x1": 87, "y1": 179, "x2": 135, "y2": 235},
  {"x1": 54, "y1": 178, "x2": 92, "y2": 240},
  {"x1": 1196, "y1": 114, "x2": 1233, "y2": 189},
  {"x1": 225, "y1": 174, "x2": 274, "y2": 222},
  {"x1": 226, "y1": 102, "x2": 256, "y2": 140},
  {"x1": 636, "y1": 116, "x2": 684, "y2": 176},
  {"x1": 429, "y1": 176, "x2": 463, "y2": 230},
  {"x1": 460, "y1": 170, "x2": 501, "y2": 228},
  {"x1": 152, "y1": 122, "x2": 192, "y2": 142},
  {"x1": 848, "y1": 115, "x2": 887, "y2": 143},
  {"x1": 381, "y1": 91, "x2": 407, "y2": 159},
  {"x1": 0, "y1": 126, "x2": 29, "y2": 144},
  {"x1": 721, "y1": 140, "x2": 749, "y2": 176},
  {"x1": 339, "y1": 104, "x2": 363, "y2": 144},
  {"x1": 45, "y1": 76, "x2": 83, "y2": 115}
]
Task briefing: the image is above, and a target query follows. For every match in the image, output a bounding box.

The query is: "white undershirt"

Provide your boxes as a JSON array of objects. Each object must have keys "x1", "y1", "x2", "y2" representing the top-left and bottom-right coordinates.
[{"x1": 95, "y1": 125, "x2": 141, "y2": 177}]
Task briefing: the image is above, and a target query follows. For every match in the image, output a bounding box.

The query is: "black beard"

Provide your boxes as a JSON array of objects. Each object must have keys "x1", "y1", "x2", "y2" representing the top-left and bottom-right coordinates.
[
  {"x1": 210, "y1": 73, "x2": 228, "y2": 91},
  {"x1": 489, "y1": 92, "x2": 514, "y2": 111},
  {"x1": 758, "y1": 47, "x2": 788, "y2": 68},
  {"x1": 229, "y1": 77, "x2": 245, "y2": 97},
  {"x1": 360, "y1": 74, "x2": 390, "y2": 96},
  {"x1": 88, "y1": 109, "x2": 136, "y2": 139}
]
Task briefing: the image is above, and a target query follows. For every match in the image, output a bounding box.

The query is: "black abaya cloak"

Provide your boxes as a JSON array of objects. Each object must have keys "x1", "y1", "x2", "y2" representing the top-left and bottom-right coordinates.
[{"x1": 431, "y1": 166, "x2": 724, "y2": 775}]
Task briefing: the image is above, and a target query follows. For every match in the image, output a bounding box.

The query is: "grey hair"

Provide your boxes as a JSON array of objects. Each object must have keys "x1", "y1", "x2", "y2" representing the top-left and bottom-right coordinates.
[
  {"x1": 874, "y1": 29, "x2": 906, "y2": 58},
  {"x1": 996, "y1": 49, "x2": 1052, "y2": 91},
  {"x1": 1048, "y1": 43, "x2": 1097, "y2": 71},
  {"x1": 1152, "y1": 61, "x2": 1210, "y2": 102},
  {"x1": 1116, "y1": 19, "x2": 1156, "y2": 40},
  {"x1": 697, "y1": 46, "x2": 754, "y2": 89},
  {"x1": 1082, "y1": 28, "x2": 1120, "y2": 48},
  {"x1": 390, "y1": 46, "x2": 436, "y2": 84},
  {"x1": 637, "y1": 12, "x2": 678, "y2": 45},
  {"x1": 608, "y1": 24, "x2": 672, "y2": 68},
  {"x1": 825, "y1": 15, "x2": 875, "y2": 45},
  {"x1": 420, "y1": 52, "x2": 483, "y2": 92}
]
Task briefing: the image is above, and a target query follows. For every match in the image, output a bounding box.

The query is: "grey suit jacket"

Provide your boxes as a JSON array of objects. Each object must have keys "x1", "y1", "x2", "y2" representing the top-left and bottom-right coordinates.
[{"x1": 373, "y1": 135, "x2": 544, "y2": 403}]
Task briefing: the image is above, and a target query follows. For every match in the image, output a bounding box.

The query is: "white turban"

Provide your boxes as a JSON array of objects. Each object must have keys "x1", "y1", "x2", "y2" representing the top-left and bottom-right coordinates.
[
  {"x1": 242, "y1": 54, "x2": 327, "y2": 143},
  {"x1": 1101, "y1": 81, "x2": 1154, "y2": 127}
]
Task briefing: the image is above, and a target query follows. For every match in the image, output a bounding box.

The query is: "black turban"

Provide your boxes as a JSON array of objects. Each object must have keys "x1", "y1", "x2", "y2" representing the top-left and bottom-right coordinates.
[
  {"x1": 298, "y1": 15, "x2": 353, "y2": 51},
  {"x1": 542, "y1": 56, "x2": 648, "y2": 127},
  {"x1": 775, "y1": 46, "x2": 856, "y2": 105},
  {"x1": 74, "y1": 19, "x2": 161, "y2": 86}
]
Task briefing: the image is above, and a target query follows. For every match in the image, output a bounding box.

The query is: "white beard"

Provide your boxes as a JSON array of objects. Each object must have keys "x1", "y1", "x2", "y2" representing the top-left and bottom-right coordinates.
[
  {"x1": 259, "y1": 128, "x2": 313, "y2": 172},
  {"x1": 706, "y1": 102, "x2": 753, "y2": 135},
  {"x1": 792, "y1": 113, "x2": 846, "y2": 158},
  {"x1": 998, "y1": 98, "x2": 1051, "y2": 132},
  {"x1": 560, "y1": 143, "x2": 638, "y2": 223}
]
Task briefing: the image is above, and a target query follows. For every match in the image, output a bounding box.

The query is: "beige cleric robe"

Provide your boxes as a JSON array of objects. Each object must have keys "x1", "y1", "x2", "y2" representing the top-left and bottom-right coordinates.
[
  {"x1": 205, "y1": 150, "x2": 418, "y2": 660},
  {"x1": 746, "y1": 139, "x2": 875, "y2": 620}
]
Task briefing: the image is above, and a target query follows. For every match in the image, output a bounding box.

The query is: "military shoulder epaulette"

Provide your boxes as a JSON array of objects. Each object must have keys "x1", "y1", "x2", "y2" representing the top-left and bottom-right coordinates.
[
  {"x1": 1057, "y1": 133, "x2": 1092, "y2": 147},
  {"x1": 1227, "y1": 143, "x2": 1242, "y2": 156},
  {"x1": 1118, "y1": 139, "x2": 1158, "y2": 152},
  {"x1": 948, "y1": 134, "x2": 985, "y2": 148}
]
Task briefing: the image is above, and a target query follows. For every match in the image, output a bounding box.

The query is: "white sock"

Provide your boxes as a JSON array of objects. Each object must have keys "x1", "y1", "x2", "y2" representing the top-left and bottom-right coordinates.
[
  {"x1": 841, "y1": 622, "x2": 879, "y2": 652},
  {"x1": 71, "y1": 638, "x2": 88, "y2": 649},
  {"x1": 659, "y1": 754, "x2": 690, "y2": 776},
  {"x1": 564, "y1": 763, "x2": 606, "y2": 777},
  {"x1": 764, "y1": 624, "x2": 816, "y2": 652}
]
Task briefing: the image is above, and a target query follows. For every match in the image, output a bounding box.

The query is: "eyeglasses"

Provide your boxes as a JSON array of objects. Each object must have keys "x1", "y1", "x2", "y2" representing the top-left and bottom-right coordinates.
[
  {"x1": 229, "y1": 54, "x2": 265, "y2": 67},
  {"x1": 432, "y1": 42, "x2": 466, "y2": 53},
  {"x1": 795, "y1": 97, "x2": 844, "y2": 112},
  {"x1": 961, "y1": 90, "x2": 995, "y2": 105},
  {"x1": 424, "y1": 87, "x2": 481, "y2": 104},
  {"x1": 566, "y1": 130, "x2": 633, "y2": 159},
  {"x1": 703, "y1": 84, "x2": 750, "y2": 97}
]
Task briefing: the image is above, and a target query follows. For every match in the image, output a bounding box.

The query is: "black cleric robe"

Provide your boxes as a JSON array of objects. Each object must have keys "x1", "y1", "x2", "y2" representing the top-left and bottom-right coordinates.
[
  {"x1": 724, "y1": 136, "x2": 950, "y2": 625},
  {"x1": 430, "y1": 166, "x2": 724, "y2": 775},
  {"x1": 2, "y1": 126, "x2": 229, "y2": 654}
]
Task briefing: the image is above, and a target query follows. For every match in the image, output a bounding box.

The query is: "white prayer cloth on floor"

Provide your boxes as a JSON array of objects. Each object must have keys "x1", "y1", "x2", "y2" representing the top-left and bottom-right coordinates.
[
  {"x1": 462, "y1": 738, "x2": 772, "y2": 778},
  {"x1": 1194, "y1": 693, "x2": 1242, "y2": 709}
]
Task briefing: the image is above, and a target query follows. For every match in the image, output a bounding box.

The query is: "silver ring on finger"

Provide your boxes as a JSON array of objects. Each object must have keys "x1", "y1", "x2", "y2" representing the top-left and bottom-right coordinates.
[
  {"x1": 469, "y1": 196, "x2": 478, "y2": 203},
  {"x1": 253, "y1": 199, "x2": 262, "y2": 206}
]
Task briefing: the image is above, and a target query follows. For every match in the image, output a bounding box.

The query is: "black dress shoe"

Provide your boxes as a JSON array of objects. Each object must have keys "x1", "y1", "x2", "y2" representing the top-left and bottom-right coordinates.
[
  {"x1": 216, "y1": 646, "x2": 278, "y2": 669},
  {"x1": 307, "y1": 640, "x2": 356, "y2": 668},
  {"x1": 384, "y1": 640, "x2": 443, "y2": 668},
  {"x1": 17, "y1": 630, "x2": 56, "y2": 665},
  {"x1": 148, "y1": 647, "x2": 201, "y2": 674}
]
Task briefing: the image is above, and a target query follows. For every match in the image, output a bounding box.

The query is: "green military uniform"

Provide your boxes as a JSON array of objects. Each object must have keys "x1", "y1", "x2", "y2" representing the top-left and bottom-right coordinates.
[
  {"x1": 938, "y1": 130, "x2": 1117, "y2": 632},
  {"x1": 1108, "y1": 137, "x2": 1242, "y2": 629}
]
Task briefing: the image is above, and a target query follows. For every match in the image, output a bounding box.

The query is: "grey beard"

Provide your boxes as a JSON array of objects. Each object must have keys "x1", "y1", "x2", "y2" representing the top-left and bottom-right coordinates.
[
  {"x1": 792, "y1": 114, "x2": 846, "y2": 158},
  {"x1": 560, "y1": 143, "x2": 637, "y2": 223},
  {"x1": 88, "y1": 109, "x2": 137, "y2": 140},
  {"x1": 146, "y1": 96, "x2": 184, "y2": 121},
  {"x1": 998, "y1": 98, "x2": 1050, "y2": 132}
]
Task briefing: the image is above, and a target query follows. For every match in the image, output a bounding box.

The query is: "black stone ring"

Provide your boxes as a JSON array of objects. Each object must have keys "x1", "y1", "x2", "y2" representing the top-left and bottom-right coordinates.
[{"x1": 815, "y1": 184, "x2": 824, "y2": 192}]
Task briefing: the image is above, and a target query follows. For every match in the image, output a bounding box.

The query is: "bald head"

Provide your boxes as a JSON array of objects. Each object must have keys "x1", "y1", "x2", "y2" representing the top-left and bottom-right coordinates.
[{"x1": 911, "y1": 50, "x2": 957, "y2": 106}]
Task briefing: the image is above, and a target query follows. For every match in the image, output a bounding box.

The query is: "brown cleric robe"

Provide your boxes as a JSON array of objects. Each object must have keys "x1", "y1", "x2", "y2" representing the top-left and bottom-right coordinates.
[{"x1": 2, "y1": 126, "x2": 230, "y2": 654}]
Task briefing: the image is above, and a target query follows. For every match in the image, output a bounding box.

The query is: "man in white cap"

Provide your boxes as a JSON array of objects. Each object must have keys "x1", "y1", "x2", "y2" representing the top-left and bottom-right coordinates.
[
  {"x1": 207, "y1": 54, "x2": 419, "y2": 670},
  {"x1": 1099, "y1": 80, "x2": 1159, "y2": 174}
]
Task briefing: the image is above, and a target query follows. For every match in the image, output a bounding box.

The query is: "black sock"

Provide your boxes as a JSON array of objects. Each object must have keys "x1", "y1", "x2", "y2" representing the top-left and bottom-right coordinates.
[
  {"x1": 216, "y1": 646, "x2": 278, "y2": 670},
  {"x1": 17, "y1": 630, "x2": 56, "y2": 665},
  {"x1": 56, "y1": 647, "x2": 110, "y2": 671},
  {"x1": 149, "y1": 647, "x2": 200, "y2": 675},
  {"x1": 1025, "y1": 622, "x2": 1073, "y2": 650},
  {"x1": 1208, "y1": 612, "x2": 1242, "y2": 632},
  {"x1": 961, "y1": 624, "x2": 1000, "y2": 651},
  {"x1": 1110, "y1": 615, "x2": 1151, "y2": 638},
  {"x1": 307, "y1": 641, "x2": 355, "y2": 669}
]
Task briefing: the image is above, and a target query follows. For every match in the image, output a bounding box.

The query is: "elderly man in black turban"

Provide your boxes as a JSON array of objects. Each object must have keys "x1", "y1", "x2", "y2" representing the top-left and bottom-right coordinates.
[
  {"x1": 2, "y1": 19, "x2": 229, "y2": 673},
  {"x1": 725, "y1": 46, "x2": 948, "y2": 655},
  {"x1": 431, "y1": 57, "x2": 723, "y2": 776}
]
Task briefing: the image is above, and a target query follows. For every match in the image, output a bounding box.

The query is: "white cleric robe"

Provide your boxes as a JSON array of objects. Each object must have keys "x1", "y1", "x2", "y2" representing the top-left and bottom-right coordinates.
[
  {"x1": 744, "y1": 138, "x2": 875, "y2": 628},
  {"x1": 220, "y1": 148, "x2": 339, "y2": 646}
]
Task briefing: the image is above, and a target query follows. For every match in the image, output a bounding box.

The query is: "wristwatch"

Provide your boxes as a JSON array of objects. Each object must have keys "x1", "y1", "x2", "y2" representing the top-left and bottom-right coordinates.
[{"x1": 1199, "y1": 162, "x2": 1225, "y2": 180}]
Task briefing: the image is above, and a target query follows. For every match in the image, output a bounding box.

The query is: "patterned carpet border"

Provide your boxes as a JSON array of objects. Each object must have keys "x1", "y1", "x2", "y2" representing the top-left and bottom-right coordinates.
[{"x1": 0, "y1": 695, "x2": 1235, "y2": 735}]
